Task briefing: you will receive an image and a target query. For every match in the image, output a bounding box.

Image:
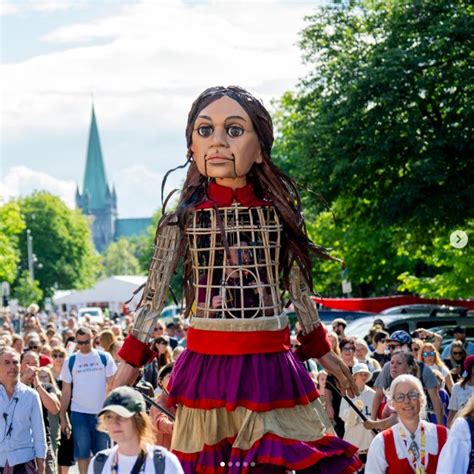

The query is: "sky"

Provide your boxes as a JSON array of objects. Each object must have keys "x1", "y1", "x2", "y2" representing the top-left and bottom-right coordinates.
[{"x1": 1, "y1": 0, "x2": 323, "y2": 218}]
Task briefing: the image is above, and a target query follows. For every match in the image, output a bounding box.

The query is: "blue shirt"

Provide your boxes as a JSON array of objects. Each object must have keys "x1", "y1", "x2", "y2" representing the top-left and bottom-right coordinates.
[{"x1": 0, "y1": 382, "x2": 47, "y2": 467}]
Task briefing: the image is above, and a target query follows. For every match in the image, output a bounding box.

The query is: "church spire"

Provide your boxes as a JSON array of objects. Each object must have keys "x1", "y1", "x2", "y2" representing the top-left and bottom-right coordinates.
[{"x1": 82, "y1": 105, "x2": 108, "y2": 210}]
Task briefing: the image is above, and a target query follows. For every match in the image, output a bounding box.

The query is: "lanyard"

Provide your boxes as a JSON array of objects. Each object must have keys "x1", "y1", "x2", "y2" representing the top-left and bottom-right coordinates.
[
  {"x1": 111, "y1": 449, "x2": 146, "y2": 474},
  {"x1": 399, "y1": 422, "x2": 426, "y2": 474}
]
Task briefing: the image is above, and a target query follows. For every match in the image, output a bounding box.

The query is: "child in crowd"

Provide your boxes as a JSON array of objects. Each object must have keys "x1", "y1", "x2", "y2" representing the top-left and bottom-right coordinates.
[{"x1": 340, "y1": 363, "x2": 376, "y2": 466}]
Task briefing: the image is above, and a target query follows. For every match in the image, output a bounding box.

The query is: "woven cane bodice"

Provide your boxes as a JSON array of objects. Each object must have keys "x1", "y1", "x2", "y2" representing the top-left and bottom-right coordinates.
[{"x1": 187, "y1": 204, "x2": 283, "y2": 319}]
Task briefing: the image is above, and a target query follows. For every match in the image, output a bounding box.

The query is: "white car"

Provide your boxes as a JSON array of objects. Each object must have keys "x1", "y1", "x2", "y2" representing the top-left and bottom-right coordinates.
[{"x1": 78, "y1": 307, "x2": 105, "y2": 325}]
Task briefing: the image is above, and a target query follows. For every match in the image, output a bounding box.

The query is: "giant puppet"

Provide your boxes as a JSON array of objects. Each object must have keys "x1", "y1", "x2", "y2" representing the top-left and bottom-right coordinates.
[{"x1": 115, "y1": 86, "x2": 362, "y2": 473}]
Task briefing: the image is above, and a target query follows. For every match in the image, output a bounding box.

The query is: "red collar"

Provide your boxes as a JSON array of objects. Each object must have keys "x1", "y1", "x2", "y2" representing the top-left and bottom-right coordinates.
[{"x1": 196, "y1": 181, "x2": 269, "y2": 209}]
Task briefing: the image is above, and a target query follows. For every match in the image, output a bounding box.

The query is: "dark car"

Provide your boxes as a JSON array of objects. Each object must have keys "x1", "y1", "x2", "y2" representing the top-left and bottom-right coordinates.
[{"x1": 346, "y1": 304, "x2": 473, "y2": 339}]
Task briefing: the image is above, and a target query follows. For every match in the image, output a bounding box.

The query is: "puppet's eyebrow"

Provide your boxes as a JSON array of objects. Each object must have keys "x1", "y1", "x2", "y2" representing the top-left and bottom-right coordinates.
[{"x1": 196, "y1": 115, "x2": 247, "y2": 122}]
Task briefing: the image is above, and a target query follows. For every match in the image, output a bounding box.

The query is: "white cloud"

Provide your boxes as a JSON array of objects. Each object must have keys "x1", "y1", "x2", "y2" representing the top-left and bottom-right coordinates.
[
  {"x1": 0, "y1": 166, "x2": 76, "y2": 207},
  {"x1": 113, "y1": 163, "x2": 185, "y2": 217},
  {"x1": 1, "y1": 1, "x2": 316, "y2": 140},
  {"x1": 0, "y1": 0, "x2": 88, "y2": 15}
]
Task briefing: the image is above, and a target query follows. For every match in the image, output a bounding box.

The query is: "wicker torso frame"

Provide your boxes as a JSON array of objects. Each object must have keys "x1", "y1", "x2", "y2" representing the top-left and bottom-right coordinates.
[{"x1": 187, "y1": 203, "x2": 283, "y2": 319}]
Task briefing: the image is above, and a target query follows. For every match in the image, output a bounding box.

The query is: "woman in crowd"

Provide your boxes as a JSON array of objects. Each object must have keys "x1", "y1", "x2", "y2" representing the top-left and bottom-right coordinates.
[
  {"x1": 443, "y1": 340, "x2": 467, "y2": 383},
  {"x1": 328, "y1": 331, "x2": 341, "y2": 356},
  {"x1": 366, "y1": 374, "x2": 448, "y2": 474},
  {"x1": 418, "y1": 342, "x2": 454, "y2": 393},
  {"x1": 326, "y1": 338, "x2": 357, "y2": 437},
  {"x1": 371, "y1": 330, "x2": 389, "y2": 367},
  {"x1": 88, "y1": 386, "x2": 183, "y2": 473},
  {"x1": 142, "y1": 336, "x2": 173, "y2": 389},
  {"x1": 98, "y1": 330, "x2": 116, "y2": 354},
  {"x1": 437, "y1": 394, "x2": 474, "y2": 473},
  {"x1": 51, "y1": 346, "x2": 75, "y2": 473},
  {"x1": 354, "y1": 338, "x2": 381, "y2": 375},
  {"x1": 448, "y1": 355, "x2": 474, "y2": 427}
]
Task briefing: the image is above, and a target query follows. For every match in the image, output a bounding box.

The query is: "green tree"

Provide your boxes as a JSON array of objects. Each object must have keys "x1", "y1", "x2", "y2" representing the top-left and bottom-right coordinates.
[
  {"x1": 103, "y1": 238, "x2": 142, "y2": 276},
  {"x1": 14, "y1": 270, "x2": 43, "y2": 307},
  {"x1": 0, "y1": 201, "x2": 25, "y2": 283},
  {"x1": 274, "y1": 0, "x2": 473, "y2": 297},
  {"x1": 16, "y1": 192, "x2": 102, "y2": 298}
]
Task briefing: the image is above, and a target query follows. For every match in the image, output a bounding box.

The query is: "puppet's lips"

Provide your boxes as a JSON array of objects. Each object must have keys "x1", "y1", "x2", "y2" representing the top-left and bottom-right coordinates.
[{"x1": 206, "y1": 154, "x2": 233, "y2": 161}]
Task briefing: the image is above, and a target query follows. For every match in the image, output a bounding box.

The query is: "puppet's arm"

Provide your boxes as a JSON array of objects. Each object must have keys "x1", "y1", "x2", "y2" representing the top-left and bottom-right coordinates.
[
  {"x1": 288, "y1": 264, "x2": 331, "y2": 361},
  {"x1": 117, "y1": 219, "x2": 181, "y2": 371}
]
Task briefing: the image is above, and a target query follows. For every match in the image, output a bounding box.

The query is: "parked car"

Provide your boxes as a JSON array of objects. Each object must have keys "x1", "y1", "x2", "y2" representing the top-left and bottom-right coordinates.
[
  {"x1": 160, "y1": 304, "x2": 181, "y2": 325},
  {"x1": 78, "y1": 306, "x2": 105, "y2": 325},
  {"x1": 346, "y1": 304, "x2": 473, "y2": 339}
]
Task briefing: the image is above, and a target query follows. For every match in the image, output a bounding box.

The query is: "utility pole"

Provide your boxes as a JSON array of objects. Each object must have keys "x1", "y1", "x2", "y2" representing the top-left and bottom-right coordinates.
[{"x1": 27, "y1": 229, "x2": 34, "y2": 280}]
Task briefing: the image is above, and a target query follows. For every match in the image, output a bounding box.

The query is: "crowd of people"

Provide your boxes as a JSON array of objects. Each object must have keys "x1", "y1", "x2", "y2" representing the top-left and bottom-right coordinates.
[{"x1": 1, "y1": 305, "x2": 473, "y2": 473}]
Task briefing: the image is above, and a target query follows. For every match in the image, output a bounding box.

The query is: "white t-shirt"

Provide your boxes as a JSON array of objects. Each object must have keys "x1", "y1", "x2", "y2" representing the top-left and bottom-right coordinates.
[
  {"x1": 87, "y1": 444, "x2": 184, "y2": 474},
  {"x1": 437, "y1": 417, "x2": 471, "y2": 474},
  {"x1": 447, "y1": 381, "x2": 474, "y2": 411},
  {"x1": 60, "y1": 349, "x2": 117, "y2": 414}
]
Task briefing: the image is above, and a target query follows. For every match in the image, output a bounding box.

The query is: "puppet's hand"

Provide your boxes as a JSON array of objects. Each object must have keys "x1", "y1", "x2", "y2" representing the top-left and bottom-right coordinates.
[
  {"x1": 318, "y1": 351, "x2": 359, "y2": 398},
  {"x1": 112, "y1": 363, "x2": 140, "y2": 389}
]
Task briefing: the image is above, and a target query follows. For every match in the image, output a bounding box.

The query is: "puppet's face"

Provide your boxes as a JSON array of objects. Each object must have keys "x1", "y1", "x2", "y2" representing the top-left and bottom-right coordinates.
[{"x1": 190, "y1": 96, "x2": 262, "y2": 187}]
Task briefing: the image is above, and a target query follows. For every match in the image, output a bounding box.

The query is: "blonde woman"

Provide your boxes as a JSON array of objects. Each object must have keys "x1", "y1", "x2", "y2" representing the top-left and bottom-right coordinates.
[
  {"x1": 366, "y1": 374, "x2": 447, "y2": 474},
  {"x1": 89, "y1": 386, "x2": 183, "y2": 473},
  {"x1": 98, "y1": 330, "x2": 116, "y2": 354},
  {"x1": 418, "y1": 342, "x2": 454, "y2": 393}
]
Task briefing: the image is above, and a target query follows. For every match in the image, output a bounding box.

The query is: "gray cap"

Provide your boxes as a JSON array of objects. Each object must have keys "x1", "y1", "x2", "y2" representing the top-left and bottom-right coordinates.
[{"x1": 98, "y1": 386, "x2": 146, "y2": 418}]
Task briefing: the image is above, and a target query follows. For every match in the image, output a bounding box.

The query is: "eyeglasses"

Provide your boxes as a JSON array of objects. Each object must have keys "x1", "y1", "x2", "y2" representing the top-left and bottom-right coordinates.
[
  {"x1": 52, "y1": 354, "x2": 65, "y2": 359},
  {"x1": 392, "y1": 390, "x2": 421, "y2": 403},
  {"x1": 342, "y1": 347, "x2": 355, "y2": 353},
  {"x1": 76, "y1": 339, "x2": 91, "y2": 346},
  {"x1": 422, "y1": 351, "x2": 435, "y2": 357}
]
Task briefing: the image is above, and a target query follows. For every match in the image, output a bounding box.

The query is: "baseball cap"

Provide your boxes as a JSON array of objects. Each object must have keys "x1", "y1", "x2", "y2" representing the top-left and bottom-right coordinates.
[
  {"x1": 98, "y1": 387, "x2": 146, "y2": 418},
  {"x1": 387, "y1": 330, "x2": 412, "y2": 345},
  {"x1": 352, "y1": 362, "x2": 372, "y2": 382}
]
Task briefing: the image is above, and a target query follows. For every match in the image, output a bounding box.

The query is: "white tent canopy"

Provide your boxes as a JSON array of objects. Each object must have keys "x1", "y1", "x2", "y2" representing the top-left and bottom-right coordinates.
[{"x1": 53, "y1": 275, "x2": 146, "y2": 313}]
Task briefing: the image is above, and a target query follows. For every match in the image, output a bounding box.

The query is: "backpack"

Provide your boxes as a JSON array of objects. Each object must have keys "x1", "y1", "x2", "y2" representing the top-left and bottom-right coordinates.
[
  {"x1": 93, "y1": 447, "x2": 166, "y2": 474},
  {"x1": 68, "y1": 349, "x2": 107, "y2": 376}
]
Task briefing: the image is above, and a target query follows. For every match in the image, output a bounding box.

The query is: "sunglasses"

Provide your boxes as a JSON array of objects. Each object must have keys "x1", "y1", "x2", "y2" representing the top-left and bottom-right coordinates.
[
  {"x1": 154, "y1": 327, "x2": 164, "y2": 331},
  {"x1": 422, "y1": 351, "x2": 435, "y2": 357},
  {"x1": 388, "y1": 344, "x2": 401, "y2": 350},
  {"x1": 392, "y1": 390, "x2": 421, "y2": 403},
  {"x1": 28, "y1": 345, "x2": 40, "y2": 350},
  {"x1": 76, "y1": 339, "x2": 91, "y2": 346},
  {"x1": 452, "y1": 351, "x2": 464, "y2": 356},
  {"x1": 52, "y1": 353, "x2": 65, "y2": 359}
]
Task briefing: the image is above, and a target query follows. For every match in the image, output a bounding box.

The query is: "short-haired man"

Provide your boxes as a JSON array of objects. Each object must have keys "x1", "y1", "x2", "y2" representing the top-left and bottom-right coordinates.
[
  {"x1": 332, "y1": 318, "x2": 347, "y2": 338},
  {"x1": 0, "y1": 347, "x2": 46, "y2": 473},
  {"x1": 60, "y1": 327, "x2": 117, "y2": 474}
]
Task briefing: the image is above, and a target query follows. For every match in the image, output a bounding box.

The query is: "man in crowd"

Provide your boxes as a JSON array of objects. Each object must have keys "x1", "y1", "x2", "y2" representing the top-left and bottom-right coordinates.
[
  {"x1": 332, "y1": 318, "x2": 347, "y2": 338},
  {"x1": 0, "y1": 346, "x2": 46, "y2": 473},
  {"x1": 59, "y1": 327, "x2": 117, "y2": 474}
]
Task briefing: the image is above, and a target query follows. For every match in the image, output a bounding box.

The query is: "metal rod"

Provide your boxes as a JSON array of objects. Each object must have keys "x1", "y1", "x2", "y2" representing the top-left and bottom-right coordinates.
[
  {"x1": 326, "y1": 380, "x2": 378, "y2": 436},
  {"x1": 137, "y1": 390, "x2": 176, "y2": 421}
]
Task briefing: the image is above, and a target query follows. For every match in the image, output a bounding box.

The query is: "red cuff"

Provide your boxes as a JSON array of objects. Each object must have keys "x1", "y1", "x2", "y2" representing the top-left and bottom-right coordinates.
[
  {"x1": 118, "y1": 334, "x2": 157, "y2": 368},
  {"x1": 296, "y1": 324, "x2": 331, "y2": 361}
]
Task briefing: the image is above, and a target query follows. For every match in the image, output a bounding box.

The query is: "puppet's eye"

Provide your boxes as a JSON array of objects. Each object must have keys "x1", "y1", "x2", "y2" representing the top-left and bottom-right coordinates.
[
  {"x1": 197, "y1": 125, "x2": 213, "y2": 137},
  {"x1": 227, "y1": 125, "x2": 244, "y2": 137}
]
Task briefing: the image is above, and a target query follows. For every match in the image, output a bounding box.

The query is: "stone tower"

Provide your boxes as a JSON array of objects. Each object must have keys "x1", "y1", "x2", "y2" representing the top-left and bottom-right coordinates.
[{"x1": 76, "y1": 106, "x2": 117, "y2": 252}]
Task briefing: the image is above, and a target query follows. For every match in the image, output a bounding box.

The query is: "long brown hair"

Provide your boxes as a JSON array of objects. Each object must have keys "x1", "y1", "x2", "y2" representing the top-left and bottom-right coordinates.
[{"x1": 161, "y1": 86, "x2": 333, "y2": 315}]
